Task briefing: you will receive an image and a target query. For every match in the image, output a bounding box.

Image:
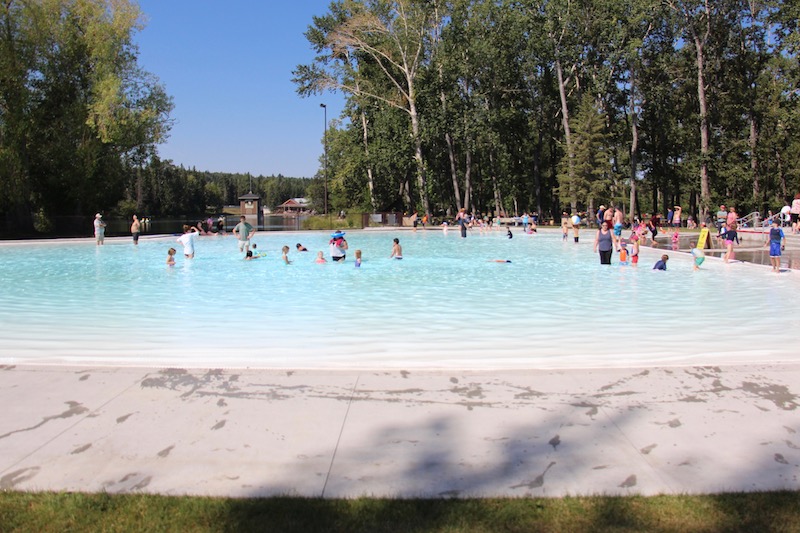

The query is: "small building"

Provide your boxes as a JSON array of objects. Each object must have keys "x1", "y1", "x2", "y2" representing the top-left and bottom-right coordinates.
[
  {"x1": 278, "y1": 197, "x2": 310, "y2": 216},
  {"x1": 239, "y1": 192, "x2": 261, "y2": 227}
]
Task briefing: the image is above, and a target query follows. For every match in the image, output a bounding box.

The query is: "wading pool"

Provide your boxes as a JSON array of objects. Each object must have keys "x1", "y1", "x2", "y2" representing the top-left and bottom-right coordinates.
[{"x1": 0, "y1": 229, "x2": 796, "y2": 369}]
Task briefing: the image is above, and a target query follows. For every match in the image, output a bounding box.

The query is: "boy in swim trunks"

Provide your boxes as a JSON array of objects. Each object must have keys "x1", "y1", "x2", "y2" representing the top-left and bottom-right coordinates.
[
  {"x1": 390, "y1": 238, "x2": 403, "y2": 259},
  {"x1": 767, "y1": 219, "x2": 786, "y2": 273}
]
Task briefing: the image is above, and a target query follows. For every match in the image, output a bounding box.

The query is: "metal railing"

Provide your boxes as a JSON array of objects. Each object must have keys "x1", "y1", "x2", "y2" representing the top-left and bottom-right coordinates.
[{"x1": 737, "y1": 211, "x2": 761, "y2": 228}]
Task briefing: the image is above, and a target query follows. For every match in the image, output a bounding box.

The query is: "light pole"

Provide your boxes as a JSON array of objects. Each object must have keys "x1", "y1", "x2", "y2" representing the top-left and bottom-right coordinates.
[{"x1": 319, "y1": 103, "x2": 328, "y2": 216}]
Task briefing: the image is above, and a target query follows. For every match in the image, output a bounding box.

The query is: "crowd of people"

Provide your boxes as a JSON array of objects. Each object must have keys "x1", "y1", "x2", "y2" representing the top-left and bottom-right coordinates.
[{"x1": 91, "y1": 199, "x2": 794, "y2": 273}]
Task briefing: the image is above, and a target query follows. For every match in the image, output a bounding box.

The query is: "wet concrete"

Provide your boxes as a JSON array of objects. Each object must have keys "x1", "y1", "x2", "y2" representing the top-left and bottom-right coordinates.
[{"x1": 1, "y1": 364, "x2": 798, "y2": 497}]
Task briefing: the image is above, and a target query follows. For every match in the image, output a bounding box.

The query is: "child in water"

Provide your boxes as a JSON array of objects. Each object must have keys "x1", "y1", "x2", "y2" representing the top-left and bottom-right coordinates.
[
  {"x1": 355, "y1": 249, "x2": 362, "y2": 267},
  {"x1": 390, "y1": 238, "x2": 403, "y2": 259},
  {"x1": 653, "y1": 254, "x2": 669, "y2": 270},
  {"x1": 690, "y1": 241, "x2": 705, "y2": 271},
  {"x1": 251, "y1": 243, "x2": 266, "y2": 257},
  {"x1": 315, "y1": 251, "x2": 327, "y2": 264},
  {"x1": 166, "y1": 247, "x2": 176, "y2": 266},
  {"x1": 619, "y1": 243, "x2": 629, "y2": 265},
  {"x1": 281, "y1": 245, "x2": 291, "y2": 265}
]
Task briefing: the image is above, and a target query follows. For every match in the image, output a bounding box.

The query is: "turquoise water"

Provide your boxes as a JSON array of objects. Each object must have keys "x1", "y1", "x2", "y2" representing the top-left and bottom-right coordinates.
[{"x1": 0, "y1": 229, "x2": 796, "y2": 369}]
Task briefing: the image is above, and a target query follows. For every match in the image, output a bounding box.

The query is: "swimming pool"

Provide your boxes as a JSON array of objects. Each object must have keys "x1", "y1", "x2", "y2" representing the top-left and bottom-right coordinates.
[{"x1": 0, "y1": 229, "x2": 796, "y2": 369}]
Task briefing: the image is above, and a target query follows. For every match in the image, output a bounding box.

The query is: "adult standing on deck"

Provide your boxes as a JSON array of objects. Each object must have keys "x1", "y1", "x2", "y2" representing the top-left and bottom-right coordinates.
[
  {"x1": 647, "y1": 214, "x2": 660, "y2": 245},
  {"x1": 130, "y1": 214, "x2": 141, "y2": 245},
  {"x1": 716, "y1": 205, "x2": 727, "y2": 229},
  {"x1": 93, "y1": 213, "x2": 106, "y2": 246},
  {"x1": 232, "y1": 216, "x2": 255, "y2": 254},
  {"x1": 726, "y1": 206, "x2": 738, "y2": 228},
  {"x1": 790, "y1": 193, "x2": 800, "y2": 234},
  {"x1": 672, "y1": 206, "x2": 682, "y2": 229},
  {"x1": 593, "y1": 221, "x2": 618, "y2": 265}
]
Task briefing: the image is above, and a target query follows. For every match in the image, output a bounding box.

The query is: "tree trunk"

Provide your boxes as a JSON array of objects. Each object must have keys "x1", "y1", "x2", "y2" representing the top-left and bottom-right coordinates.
[
  {"x1": 359, "y1": 108, "x2": 377, "y2": 211},
  {"x1": 750, "y1": 113, "x2": 759, "y2": 206},
  {"x1": 464, "y1": 146, "x2": 473, "y2": 213},
  {"x1": 445, "y1": 131, "x2": 461, "y2": 211},
  {"x1": 408, "y1": 97, "x2": 429, "y2": 215},
  {"x1": 629, "y1": 70, "x2": 639, "y2": 222},
  {"x1": 694, "y1": 35, "x2": 711, "y2": 221},
  {"x1": 555, "y1": 58, "x2": 576, "y2": 207}
]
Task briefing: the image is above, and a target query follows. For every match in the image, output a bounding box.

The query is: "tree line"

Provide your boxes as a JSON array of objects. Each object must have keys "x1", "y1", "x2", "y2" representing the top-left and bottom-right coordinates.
[
  {"x1": 294, "y1": 0, "x2": 800, "y2": 224},
  {"x1": 0, "y1": 1, "x2": 310, "y2": 235}
]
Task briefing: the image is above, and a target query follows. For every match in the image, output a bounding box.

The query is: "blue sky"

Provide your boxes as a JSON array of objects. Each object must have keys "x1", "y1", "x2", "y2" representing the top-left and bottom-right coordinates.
[{"x1": 133, "y1": 0, "x2": 344, "y2": 178}]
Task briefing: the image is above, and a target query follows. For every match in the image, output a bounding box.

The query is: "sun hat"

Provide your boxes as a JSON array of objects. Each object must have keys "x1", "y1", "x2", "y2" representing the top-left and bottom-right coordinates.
[{"x1": 330, "y1": 231, "x2": 345, "y2": 238}]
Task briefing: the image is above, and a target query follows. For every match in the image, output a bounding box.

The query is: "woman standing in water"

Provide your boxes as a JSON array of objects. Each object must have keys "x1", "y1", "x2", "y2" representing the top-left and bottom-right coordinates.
[{"x1": 593, "y1": 221, "x2": 618, "y2": 265}]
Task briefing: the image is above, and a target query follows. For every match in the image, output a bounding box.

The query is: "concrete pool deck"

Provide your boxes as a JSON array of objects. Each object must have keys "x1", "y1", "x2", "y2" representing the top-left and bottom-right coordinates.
[{"x1": 2, "y1": 363, "x2": 799, "y2": 498}]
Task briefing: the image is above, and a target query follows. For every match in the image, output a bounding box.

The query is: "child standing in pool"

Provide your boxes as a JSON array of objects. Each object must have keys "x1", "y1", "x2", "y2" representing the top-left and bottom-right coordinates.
[
  {"x1": 767, "y1": 219, "x2": 786, "y2": 273},
  {"x1": 653, "y1": 254, "x2": 669, "y2": 270},
  {"x1": 390, "y1": 238, "x2": 403, "y2": 259},
  {"x1": 630, "y1": 235, "x2": 640, "y2": 266},
  {"x1": 723, "y1": 222, "x2": 740, "y2": 263},
  {"x1": 690, "y1": 241, "x2": 705, "y2": 270},
  {"x1": 315, "y1": 251, "x2": 327, "y2": 263},
  {"x1": 166, "y1": 247, "x2": 176, "y2": 266},
  {"x1": 355, "y1": 249, "x2": 362, "y2": 267},
  {"x1": 281, "y1": 245, "x2": 291, "y2": 265}
]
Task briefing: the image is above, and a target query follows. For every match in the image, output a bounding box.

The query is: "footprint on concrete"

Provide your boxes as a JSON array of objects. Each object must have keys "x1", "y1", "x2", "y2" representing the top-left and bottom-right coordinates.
[
  {"x1": 71, "y1": 443, "x2": 92, "y2": 455},
  {"x1": 640, "y1": 444, "x2": 657, "y2": 455},
  {"x1": 619, "y1": 475, "x2": 637, "y2": 488},
  {"x1": 157, "y1": 445, "x2": 175, "y2": 458}
]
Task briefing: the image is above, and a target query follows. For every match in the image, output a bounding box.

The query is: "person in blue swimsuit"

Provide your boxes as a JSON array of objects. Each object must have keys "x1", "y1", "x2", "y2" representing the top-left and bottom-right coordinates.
[
  {"x1": 767, "y1": 219, "x2": 786, "y2": 273},
  {"x1": 653, "y1": 254, "x2": 669, "y2": 270}
]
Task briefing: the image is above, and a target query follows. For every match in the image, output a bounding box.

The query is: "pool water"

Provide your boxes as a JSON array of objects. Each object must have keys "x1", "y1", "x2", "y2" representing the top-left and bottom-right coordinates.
[{"x1": 0, "y1": 229, "x2": 796, "y2": 369}]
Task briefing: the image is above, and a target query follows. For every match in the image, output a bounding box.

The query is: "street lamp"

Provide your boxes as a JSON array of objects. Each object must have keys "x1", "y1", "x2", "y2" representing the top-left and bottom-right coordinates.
[{"x1": 319, "y1": 103, "x2": 328, "y2": 215}]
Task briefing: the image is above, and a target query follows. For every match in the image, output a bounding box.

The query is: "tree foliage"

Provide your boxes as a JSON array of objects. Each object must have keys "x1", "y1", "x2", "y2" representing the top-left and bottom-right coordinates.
[
  {"x1": 296, "y1": 0, "x2": 800, "y2": 222},
  {"x1": 0, "y1": 0, "x2": 172, "y2": 231}
]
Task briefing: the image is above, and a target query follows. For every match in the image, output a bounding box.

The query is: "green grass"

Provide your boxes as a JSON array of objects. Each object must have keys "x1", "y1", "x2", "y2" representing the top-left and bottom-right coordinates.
[
  {"x1": 301, "y1": 213, "x2": 364, "y2": 231},
  {"x1": 2, "y1": 491, "x2": 800, "y2": 532}
]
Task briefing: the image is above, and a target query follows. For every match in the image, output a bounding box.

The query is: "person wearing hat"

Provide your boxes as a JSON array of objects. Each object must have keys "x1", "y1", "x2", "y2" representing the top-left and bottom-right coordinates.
[
  {"x1": 93, "y1": 213, "x2": 107, "y2": 246},
  {"x1": 716, "y1": 205, "x2": 727, "y2": 230},
  {"x1": 329, "y1": 231, "x2": 348, "y2": 261},
  {"x1": 596, "y1": 205, "x2": 606, "y2": 227}
]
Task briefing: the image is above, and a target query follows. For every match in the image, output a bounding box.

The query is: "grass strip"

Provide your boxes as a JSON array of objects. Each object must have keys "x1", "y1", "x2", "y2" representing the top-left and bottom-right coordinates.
[{"x1": 1, "y1": 491, "x2": 800, "y2": 532}]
